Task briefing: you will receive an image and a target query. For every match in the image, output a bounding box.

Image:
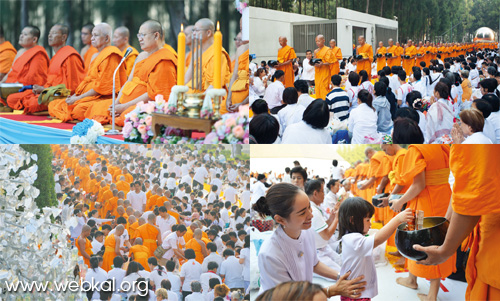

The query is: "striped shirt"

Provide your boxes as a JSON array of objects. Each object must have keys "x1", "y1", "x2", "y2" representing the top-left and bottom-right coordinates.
[{"x1": 325, "y1": 88, "x2": 350, "y2": 121}]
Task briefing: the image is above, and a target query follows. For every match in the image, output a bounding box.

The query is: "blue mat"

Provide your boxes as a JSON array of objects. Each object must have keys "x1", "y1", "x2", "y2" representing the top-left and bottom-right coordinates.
[{"x1": 0, "y1": 117, "x2": 128, "y2": 144}]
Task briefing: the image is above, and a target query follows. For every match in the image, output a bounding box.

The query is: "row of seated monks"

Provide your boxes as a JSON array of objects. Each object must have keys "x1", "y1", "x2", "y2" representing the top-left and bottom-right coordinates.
[{"x1": 0, "y1": 19, "x2": 249, "y2": 125}]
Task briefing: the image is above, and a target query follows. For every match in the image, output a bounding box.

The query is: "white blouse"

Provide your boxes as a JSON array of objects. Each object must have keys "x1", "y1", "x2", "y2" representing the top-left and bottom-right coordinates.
[
  {"x1": 282, "y1": 121, "x2": 332, "y2": 144},
  {"x1": 348, "y1": 103, "x2": 379, "y2": 144},
  {"x1": 462, "y1": 132, "x2": 492, "y2": 144}
]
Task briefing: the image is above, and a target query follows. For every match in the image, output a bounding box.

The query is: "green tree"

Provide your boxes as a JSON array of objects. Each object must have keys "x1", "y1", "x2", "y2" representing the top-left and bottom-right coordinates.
[{"x1": 20, "y1": 145, "x2": 56, "y2": 208}]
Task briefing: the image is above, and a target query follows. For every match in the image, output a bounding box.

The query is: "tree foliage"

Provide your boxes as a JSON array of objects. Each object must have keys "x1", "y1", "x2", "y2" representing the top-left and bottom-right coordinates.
[
  {"x1": 19, "y1": 145, "x2": 57, "y2": 209},
  {"x1": 1, "y1": 0, "x2": 240, "y2": 55},
  {"x1": 250, "y1": 0, "x2": 500, "y2": 43}
]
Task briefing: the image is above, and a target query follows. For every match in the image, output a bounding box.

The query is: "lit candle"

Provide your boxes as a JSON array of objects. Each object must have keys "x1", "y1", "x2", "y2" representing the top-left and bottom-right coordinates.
[
  {"x1": 213, "y1": 21, "x2": 222, "y2": 89},
  {"x1": 191, "y1": 32, "x2": 195, "y2": 90},
  {"x1": 177, "y1": 24, "x2": 186, "y2": 86}
]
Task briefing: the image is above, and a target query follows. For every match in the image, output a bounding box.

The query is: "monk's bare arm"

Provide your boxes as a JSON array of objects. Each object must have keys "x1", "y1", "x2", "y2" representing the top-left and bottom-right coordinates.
[
  {"x1": 114, "y1": 236, "x2": 121, "y2": 254},
  {"x1": 78, "y1": 238, "x2": 90, "y2": 260},
  {"x1": 390, "y1": 171, "x2": 425, "y2": 212}
]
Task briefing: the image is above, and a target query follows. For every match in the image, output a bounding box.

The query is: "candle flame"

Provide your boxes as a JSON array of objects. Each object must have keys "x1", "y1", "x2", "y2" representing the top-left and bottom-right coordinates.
[
  {"x1": 181, "y1": 24, "x2": 184, "y2": 32},
  {"x1": 217, "y1": 21, "x2": 220, "y2": 31}
]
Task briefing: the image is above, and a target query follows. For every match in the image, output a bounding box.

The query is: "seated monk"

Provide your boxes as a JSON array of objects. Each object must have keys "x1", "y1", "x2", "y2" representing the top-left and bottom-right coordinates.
[
  {"x1": 0, "y1": 26, "x2": 17, "y2": 82},
  {"x1": 184, "y1": 18, "x2": 231, "y2": 96},
  {"x1": 48, "y1": 23, "x2": 127, "y2": 122},
  {"x1": 112, "y1": 26, "x2": 139, "y2": 77},
  {"x1": 129, "y1": 237, "x2": 151, "y2": 271},
  {"x1": 0, "y1": 26, "x2": 49, "y2": 107},
  {"x1": 230, "y1": 32, "x2": 243, "y2": 71},
  {"x1": 84, "y1": 20, "x2": 177, "y2": 126},
  {"x1": 80, "y1": 23, "x2": 98, "y2": 73},
  {"x1": 225, "y1": 33, "x2": 249, "y2": 113}
]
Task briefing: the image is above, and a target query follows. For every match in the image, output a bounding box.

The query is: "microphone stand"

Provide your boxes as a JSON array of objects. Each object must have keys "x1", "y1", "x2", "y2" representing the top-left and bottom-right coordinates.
[{"x1": 106, "y1": 48, "x2": 132, "y2": 135}]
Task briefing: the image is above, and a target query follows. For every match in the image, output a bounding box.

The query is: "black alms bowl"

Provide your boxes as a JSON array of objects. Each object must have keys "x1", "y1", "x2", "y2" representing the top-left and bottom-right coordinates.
[
  {"x1": 372, "y1": 193, "x2": 389, "y2": 207},
  {"x1": 395, "y1": 217, "x2": 449, "y2": 261}
]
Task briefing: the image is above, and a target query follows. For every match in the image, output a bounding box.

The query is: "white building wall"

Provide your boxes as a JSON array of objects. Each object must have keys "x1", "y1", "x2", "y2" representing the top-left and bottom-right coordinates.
[
  {"x1": 250, "y1": 7, "x2": 398, "y2": 61},
  {"x1": 250, "y1": 7, "x2": 327, "y2": 62},
  {"x1": 336, "y1": 7, "x2": 398, "y2": 57}
]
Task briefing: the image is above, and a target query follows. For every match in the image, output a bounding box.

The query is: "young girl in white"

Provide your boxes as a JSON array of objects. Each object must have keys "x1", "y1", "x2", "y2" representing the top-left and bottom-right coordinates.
[{"x1": 338, "y1": 197, "x2": 414, "y2": 301}]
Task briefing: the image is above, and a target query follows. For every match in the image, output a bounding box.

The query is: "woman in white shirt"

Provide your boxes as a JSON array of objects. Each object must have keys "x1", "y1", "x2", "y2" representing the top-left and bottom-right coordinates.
[
  {"x1": 277, "y1": 87, "x2": 306, "y2": 136},
  {"x1": 252, "y1": 183, "x2": 366, "y2": 299},
  {"x1": 180, "y1": 249, "x2": 203, "y2": 299},
  {"x1": 426, "y1": 82, "x2": 454, "y2": 143},
  {"x1": 148, "y1": 257, "x2": 169, "y2": 290},
  {"x1": 451, "y1": 109, "x2": 492, "y2": 144},
  {"x1": 84, "y1": 257, "x2": 108, "y2": 300},
  {"x1": 348, "y1": 89, "x2": 379, "y2": 144},
  {"x1": 239, "y1": 236, "x2": 251, "y2": 291},
  {"x1": 359, "y1": 70, "x2": 374, "y2": 97},
  {"x1": 251, "y1": 68, "x2": 268, "y2": 105},
  {"x1": 121, "y1": 261, "x2": 144, "y2": 298},
  {"x1": 282, "y1": 99, "x2": 332, "y2": 144}
]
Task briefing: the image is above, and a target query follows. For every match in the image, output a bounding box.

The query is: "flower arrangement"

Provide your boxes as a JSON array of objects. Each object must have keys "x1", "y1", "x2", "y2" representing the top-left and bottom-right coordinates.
[
  {"x1": 70, "y1": 119, "x2": 104, "y2": 144},
  {"x1": 203, "y1": 105, "x2": 249, "y2": 144},
  {"x1": 122, "y1": 98, "x2": 158, "y2": 144},
  {"x1": 235, "y1": 0, "x2": 248, "y2": 13},
  {"x1": 153, "y1": 126, "x2": 204, "y2": 144}
]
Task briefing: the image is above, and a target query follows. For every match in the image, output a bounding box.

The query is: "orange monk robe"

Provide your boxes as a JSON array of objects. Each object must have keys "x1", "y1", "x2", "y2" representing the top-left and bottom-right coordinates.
[
  {"x1": 329, "y1": 46, "x2": 343, "y2": 76},
  {"x1": 398, "y1": 145, "x2": 456, "y2": 279},
  {"x1": 79, "y1": 165, "x2": 91, "y2": 190},
  {"x1": 129, "y1": 244, "x2": 151, "y2": 271},
  {"x1": 185, "y1": 237, "x2": 211, "y2": 264},
  {"x1": 122, "y1": 46, "x2": 139, "y2": 77},
  {"x1": 395, "y1": 46, "x2": 404, "y2": 67},
  {"x1": 83, "y1": 46, "x2": 98, "y2": 73},
  {"x1": 415, "y1": 47, "x2": 426, "y2": 67},
  {"x1": 84, "y1": 47, "x2": 177, "y2": 126},
  {"x1": 450, "y1": 145, "x2": 500, "y2": 300},
  {"x1": 116, "y1": 180, "x2": 130, "y2": 194},
  {"x1": 356, "y1": 43, "x2": 373, "y2": 77},
  {"x1": 100, "y1": 187, "x2": 113, "y2": 217},
  {"x1": 129, "y1": 221, "x2": 139, "y2": 240},
  {"x1": 146, "y1": 195, "x2": 160, "y2": 212},
  {"x1": 368, "y1": 151, "x2": 392, "y2": 222},
  {"x1": 376, "y1": 47, "x2": 387, "y2": 72},
  {"x1": 105, "y1": 196, "x2": 118, "y2": 217},
  {"x1": 117, "y1": 173, "x2": 134, "y2": 183},
  {"x1": 48, "y1": 46, "x2": 127, "y2": 122},
  {"x1": 423, "y1": 47, "x2": 432, "y2": 67},
  {"x1": 184, "y1": 227, "x2": 194, "y2": 243},
  {"x1": 276, "y1": 45, "x2": 297, "y2": 88},
  {"x1": 0, "y1": 41, "x2": 17, "y2": 75},
  {"x1": 77, "y1": 235, "x2": 93, "y2": 268},
  {"x1": 385, "y1": 45, "x2": 398, "y2": 68},
  {"x1": 403, "y1": 46, "x2": 417, "y2": 76},
  {"x1": 168, "y1": 210, "x2": 181, "y2": 224},
  {"x1": 187, "y1": 44, "x2": 231, "y2": 93},
  {"x1": 87, "y1": 178, "x2": 98, "y2": 194},
  {"x1": 385, "y1": 147, "x2": 409, "y2": 247},
  {"x1": 224, "y1": 49, "x2": 249, "y2": 115},
  {"x1": 102, "y1": 234, "x2": 118, "y2": 272},
  {"x1": 136, "y1": 223, "x2": 159, "y2": 257},
  {"x1": 1, "y1": 45, "x2": 49, "y2": 106},
  {"x1": 148, "y1": 196, "x2": 167, "y2": 212},
  {"x1": 8, "y1": 45, "x2": 85, "y2": 114},
  {"x1": 314, "y1": 46, "x2": 332, "y2": 100},
  {"x1": 163, "y1": 44, "x2": 178, "y2": 58}
]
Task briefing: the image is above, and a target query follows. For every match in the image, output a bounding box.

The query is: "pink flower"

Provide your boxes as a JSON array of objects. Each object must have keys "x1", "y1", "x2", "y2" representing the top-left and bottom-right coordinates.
[
  {"x1": 145, "y1": 115, "x2": 153, "y2": 126},
  {"x1": 144, "y1": 102, "x2": 155, "y2": 114},
  {"x1": 129, "y1": 112, "x2": 138, "y2": 120},
  {"x1": 155, "y1": 94, "x2": 165, "y2": 103},
  {"x1": 232, "y1": 125, "x2": 245, "y2": 139},
  {"x1": 137, "y1": 124, "x2": 147, "y2": 135},
  {"x1": 225, "y1": 117, "x2": 237, "y2": 128},
  {"x1": 122, "y1": 122, "x2": 133, "y2": 137},
  {"x1": 243, "y1": 137, "x2": 249, "y2": 144},
  {"x1": 204, "y1": 132, "x2": 219, "y2": 144}
]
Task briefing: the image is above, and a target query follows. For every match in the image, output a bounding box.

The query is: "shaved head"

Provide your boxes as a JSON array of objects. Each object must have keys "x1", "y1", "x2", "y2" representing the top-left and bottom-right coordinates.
[
  {"x1": 196, "y1": 18, "x2": 215, "y2": 33},
  {"x1": 142, "y1": 20, "x2": 163, "y2": 38},
  {"x1": 115, "y1": 26, "x2": 129, "y2": 38},
  {"x1": 96, "y1": 23, "x2": 112, "y2": 39},
  {"x1": 135, "y1": 237, "x2": 143, "y2": 245}
]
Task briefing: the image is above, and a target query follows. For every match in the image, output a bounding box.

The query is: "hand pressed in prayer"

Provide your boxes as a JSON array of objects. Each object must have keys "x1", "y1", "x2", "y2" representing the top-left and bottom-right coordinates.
[
  {"x1": 451, "y1": 123, "x2": 465, "y2": 144},
  {"x1": 32, "y1": 85, "x2": 44, "y2": 94},
  {"x1": 65, "y1": 95, "x2": 80, "y2": 105}
]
